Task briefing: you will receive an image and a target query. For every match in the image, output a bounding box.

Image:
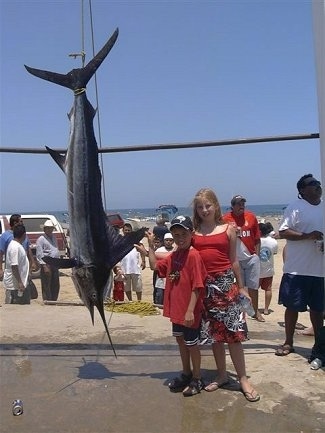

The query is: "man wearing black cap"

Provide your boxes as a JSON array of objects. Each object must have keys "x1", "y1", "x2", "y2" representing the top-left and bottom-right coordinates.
[{"x1": 223, "y1": 195, "x2": 263, "y2": 322}]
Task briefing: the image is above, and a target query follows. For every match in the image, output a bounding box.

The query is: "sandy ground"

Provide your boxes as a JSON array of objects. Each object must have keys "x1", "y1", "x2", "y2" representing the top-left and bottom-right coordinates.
[{"x1": 1, "y1": 219, "x2": 325, "y2": 433}]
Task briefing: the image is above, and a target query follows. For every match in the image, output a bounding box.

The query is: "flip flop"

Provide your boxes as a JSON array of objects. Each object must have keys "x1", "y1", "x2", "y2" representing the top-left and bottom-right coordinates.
[
  {"x1": 204, "y1": 380, "x2": 229, "y2": 392},
  {"x1": 241, "y1": 389, "x2": 260, "y2": 402},
  {"x1": 275, "y1": 344, "x2": 295, "y2": 356},
  {"x1": 295, "y1": 322, "x2": 307, "y2": 331},
  {"x1": 297, "y1": 328, "x2": 314, "y2": 336}
]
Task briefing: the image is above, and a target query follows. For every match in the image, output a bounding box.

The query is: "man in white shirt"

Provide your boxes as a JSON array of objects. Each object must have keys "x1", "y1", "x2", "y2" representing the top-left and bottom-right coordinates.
[
  {"x1": 3, "y1": 224, "x2": 30, "y2": 304},
  {"x1": 120, "y1": 223, "x2": 145, "y2": 301},
  {"x1": 275, "y1": 174, "x2": 324, "y2": 360},
  {"x1": 36, "y1": 220, "x2": 60, "y2": 301}
]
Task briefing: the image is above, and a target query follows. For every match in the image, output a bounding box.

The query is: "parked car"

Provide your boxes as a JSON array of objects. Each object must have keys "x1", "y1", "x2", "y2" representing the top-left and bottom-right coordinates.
[{"x1": 0, "y1": 214, "x2": 69, "y2": 279}]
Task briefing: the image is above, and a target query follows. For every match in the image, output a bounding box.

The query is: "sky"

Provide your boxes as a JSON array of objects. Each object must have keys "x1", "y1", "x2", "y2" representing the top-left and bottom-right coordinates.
[{"x1": 0, "y1": 0, "x2": 323, "y2": 213}]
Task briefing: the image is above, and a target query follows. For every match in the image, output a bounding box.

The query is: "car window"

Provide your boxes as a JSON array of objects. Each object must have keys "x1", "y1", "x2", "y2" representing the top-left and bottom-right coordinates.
[{"x1": 23, "y1": 218, "x2": 56, "y2": 232}]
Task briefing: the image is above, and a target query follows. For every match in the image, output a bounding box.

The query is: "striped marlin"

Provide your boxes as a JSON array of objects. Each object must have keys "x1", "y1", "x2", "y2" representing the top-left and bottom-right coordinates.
[{"x1": 25, "y1": 29, "x2": 146, "y2": 354}]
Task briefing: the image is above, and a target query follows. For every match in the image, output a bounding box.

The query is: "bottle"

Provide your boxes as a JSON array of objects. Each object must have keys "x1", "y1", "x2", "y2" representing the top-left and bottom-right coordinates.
[
  {"x1": 238, "y1": 294, "x2": 255, "y2": 317},
  {"x1": 12, "y1": 399, "x2": 23, "y2": 416},
  {"x1": 310, "y1": 358, "x2": 322, "y2": 370}
]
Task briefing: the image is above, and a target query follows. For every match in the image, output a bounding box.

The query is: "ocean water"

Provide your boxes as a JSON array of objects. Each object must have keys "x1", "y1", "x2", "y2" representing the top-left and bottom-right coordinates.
[{"x1": 45, "y1": 204, "x2": 287, "y2": 225}]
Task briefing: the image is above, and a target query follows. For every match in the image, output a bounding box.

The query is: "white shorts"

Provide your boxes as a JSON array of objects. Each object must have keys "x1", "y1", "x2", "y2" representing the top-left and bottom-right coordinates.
[
  {"x1": 124, "y1": 274, "x2": 142, "y2": 293},
  {"x1": 239, "y1": 254, "x2": 260, "y2": 290}
]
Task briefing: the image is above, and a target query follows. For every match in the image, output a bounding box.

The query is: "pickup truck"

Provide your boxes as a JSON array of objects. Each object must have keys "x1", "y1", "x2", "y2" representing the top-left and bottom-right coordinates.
[
  {"x1": 0, "y1": 214, "x2": 69, "y2": 278},
  {"x1": 0, "y1": 212, "x2": 124, "y2": 278}
]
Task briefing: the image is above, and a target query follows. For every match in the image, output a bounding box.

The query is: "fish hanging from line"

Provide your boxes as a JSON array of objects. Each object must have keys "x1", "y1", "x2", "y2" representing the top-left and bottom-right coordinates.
[{"x1": 25, "y1": 28, "x2": 146, "y2": 356}]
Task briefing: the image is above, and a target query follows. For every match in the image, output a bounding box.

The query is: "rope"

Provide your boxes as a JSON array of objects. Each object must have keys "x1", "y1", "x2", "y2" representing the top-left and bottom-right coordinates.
[
  {"x1": 105, "y1": 301, "x2": 161, "y2": 317},
  {"x1": 74, "y1": 88, "x2": 86, "y2": 95},
  {"x1": 80, "y1": 0, "x2": 85, "y2": 67},
  {"x1": 87, "y1": 0, "x2": 108, "y2": 210}
]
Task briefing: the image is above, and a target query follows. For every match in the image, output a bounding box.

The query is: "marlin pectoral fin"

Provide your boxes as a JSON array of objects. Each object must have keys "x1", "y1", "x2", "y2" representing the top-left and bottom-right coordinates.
[
  {"x1": 42, "y1": 256, "x2": 77, "y2": 268},
  {"x1": 45, "y1": 146, "x2": 66, "y2": 172},
  {"x1": 105, "y1": 226, "x2": 147, "y2": 269}
]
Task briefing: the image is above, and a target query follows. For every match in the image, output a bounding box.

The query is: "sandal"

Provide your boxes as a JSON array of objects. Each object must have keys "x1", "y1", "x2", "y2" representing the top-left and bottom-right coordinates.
[
  {"x1": 254, "y1": 313, "x2": 265, "y2": 322},
  {"x1": 241, "y1": 388, "x2": 260, "y2": 402},
  {"x1": 183, "y1": 378, "x2": 204, "y2": 397},
  {"x1": 275, "y1": 344, "x2": 295, "y2": 356},
  {"x1": 168, "y1": 372, "x2": 192, "y2": 393},
  {"x1": 204, "y1": 380, "x2": 229, "y2": 392}
]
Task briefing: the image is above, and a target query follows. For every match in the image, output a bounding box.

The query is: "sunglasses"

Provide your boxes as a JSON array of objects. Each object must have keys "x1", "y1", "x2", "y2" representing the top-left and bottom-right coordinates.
[{"x1": 304, "y1": 180, "x2": 321, "y2": 187}]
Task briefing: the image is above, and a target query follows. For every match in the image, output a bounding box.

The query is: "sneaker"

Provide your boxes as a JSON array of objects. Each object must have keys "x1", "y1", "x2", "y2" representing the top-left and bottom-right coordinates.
[
  {"x1": 168, "y1": 372, "x2": 192, "y2": 393},
  {"x1": 182, "y1": 378, "x2": 204, "y2": 397}
]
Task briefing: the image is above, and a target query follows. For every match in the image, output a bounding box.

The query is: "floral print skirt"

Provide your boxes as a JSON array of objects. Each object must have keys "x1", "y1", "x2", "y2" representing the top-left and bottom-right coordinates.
[{"x1": 200, "y1": 268, "x2": 246, "y2": 344}]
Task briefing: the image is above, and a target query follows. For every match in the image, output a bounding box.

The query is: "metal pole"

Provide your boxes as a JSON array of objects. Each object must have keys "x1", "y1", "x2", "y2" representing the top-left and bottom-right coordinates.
[{"x1": 0, "y1": 132, "x2": 320, "y2": 154}]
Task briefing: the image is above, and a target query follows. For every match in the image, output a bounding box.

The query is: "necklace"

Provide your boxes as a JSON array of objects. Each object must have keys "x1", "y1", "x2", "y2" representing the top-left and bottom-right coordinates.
[{"x1": 169, "y1": 249, "x2": 189, "y2": 282}]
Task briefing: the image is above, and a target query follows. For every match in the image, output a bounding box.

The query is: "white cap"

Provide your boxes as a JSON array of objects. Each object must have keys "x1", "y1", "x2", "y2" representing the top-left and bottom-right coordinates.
[
  {"x1": 43, "y1": 220, "x2": 55, "y2": 228},
  {"x1": 164, "y1": 232, "x2": 173, "y2": 240}
]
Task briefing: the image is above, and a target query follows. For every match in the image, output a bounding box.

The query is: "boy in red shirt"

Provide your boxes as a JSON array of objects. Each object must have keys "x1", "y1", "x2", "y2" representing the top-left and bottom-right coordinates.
[{"x1": 147, "y1": 216, "x2": 207, "y2": 397}]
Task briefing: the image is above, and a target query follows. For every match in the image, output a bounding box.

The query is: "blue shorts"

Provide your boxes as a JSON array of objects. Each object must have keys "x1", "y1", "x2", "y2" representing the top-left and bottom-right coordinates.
[
  {"x1": 172, "y1": 323, "x2": 200, "y2": 346},
  {"x1": 278, "y1": 274, "x2": 325, "y2": 312}
]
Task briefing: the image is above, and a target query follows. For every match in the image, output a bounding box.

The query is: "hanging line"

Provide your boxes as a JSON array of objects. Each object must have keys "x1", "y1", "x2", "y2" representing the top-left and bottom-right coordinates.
[
  {"x1": 72, "y1": 0, "x2": 107, "y2": 209},
  {"x1": 87, "y1": 0, "x2": 108, "y2": 210}
]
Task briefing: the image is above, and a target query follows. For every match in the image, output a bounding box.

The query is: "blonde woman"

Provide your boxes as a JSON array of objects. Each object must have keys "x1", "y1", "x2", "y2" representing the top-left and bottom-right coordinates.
[{"x1": 192, "y1": 188, "x2": 260, "y2": 402}]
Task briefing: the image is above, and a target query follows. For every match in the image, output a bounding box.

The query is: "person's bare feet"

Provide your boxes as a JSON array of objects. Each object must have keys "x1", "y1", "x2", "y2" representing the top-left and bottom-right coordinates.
[
  {"x1": 239, "y1": 378, "x2": 260, "y2": 402},
  {"x1": 254, "y1": 311, "x2": 265, "y2": 322},
  {"x1": 297, "y1": 326, "x2": 314, "y2": 336}
]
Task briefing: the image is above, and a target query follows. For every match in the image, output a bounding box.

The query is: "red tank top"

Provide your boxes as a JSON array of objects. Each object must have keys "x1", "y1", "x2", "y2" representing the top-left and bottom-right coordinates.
[{"x1": 192, "y1": 230, "x2": 231, "y2": 275}]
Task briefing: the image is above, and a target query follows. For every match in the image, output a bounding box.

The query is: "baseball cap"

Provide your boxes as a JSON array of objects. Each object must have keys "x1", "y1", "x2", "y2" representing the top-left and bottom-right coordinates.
[
  {"x1": 43, "y1": 220, "x2": 56, "y2": 228},
  {"x1": 164, "y1": 232, "x2": 173, "y2": 240},
  {"x1": 170, "y1": 216, "x2": 193, "y2": 231},
  {"x1": 231, "y1": 195, "x2": 246, "y2": 206}
]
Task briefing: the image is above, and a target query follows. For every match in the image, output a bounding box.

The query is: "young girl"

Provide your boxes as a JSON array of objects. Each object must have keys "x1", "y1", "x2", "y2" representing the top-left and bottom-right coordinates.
[{"x1": 192, "y1": 188, "x2": 260, "y2": 402}]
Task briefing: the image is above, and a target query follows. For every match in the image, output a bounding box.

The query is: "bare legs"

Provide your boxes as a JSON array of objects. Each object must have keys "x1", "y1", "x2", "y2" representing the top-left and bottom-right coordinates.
[
  {"x1": 248, "y1": 288, "x2": 265, "y2": 321},
  {"x1": 283, "y1": 308, "x2": 298, "y2": 347},
  {"x1": 209, "y1": 342, "x2": 258, "y2": 396},
  {"x1": 124, "y1": 291, "x2": 142, "y2": 301},
  {"x1": 309, "y1": 310, "x2": 324, "y2": 343},
  {"x1": 281, "y1": 308, "x2": 324, "y2": 348},
  {"x1": 264, "y1": 290, "x2": 272, "y2": 314},
  {"x1": 176, "y1": 336, "x2": 201, "y2": 379}
]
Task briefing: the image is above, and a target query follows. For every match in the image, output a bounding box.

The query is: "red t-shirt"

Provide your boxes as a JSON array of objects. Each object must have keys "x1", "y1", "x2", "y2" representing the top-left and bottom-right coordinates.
[
  {"x1": 223, "y1": 210, "x2": 260, "y2": 255},
  {"x1": 156, "y1": 247, "x2": 207, "y2": 328},
  {"x1": 192, "y1": 230, "x2": 231, "y2": 275}
]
